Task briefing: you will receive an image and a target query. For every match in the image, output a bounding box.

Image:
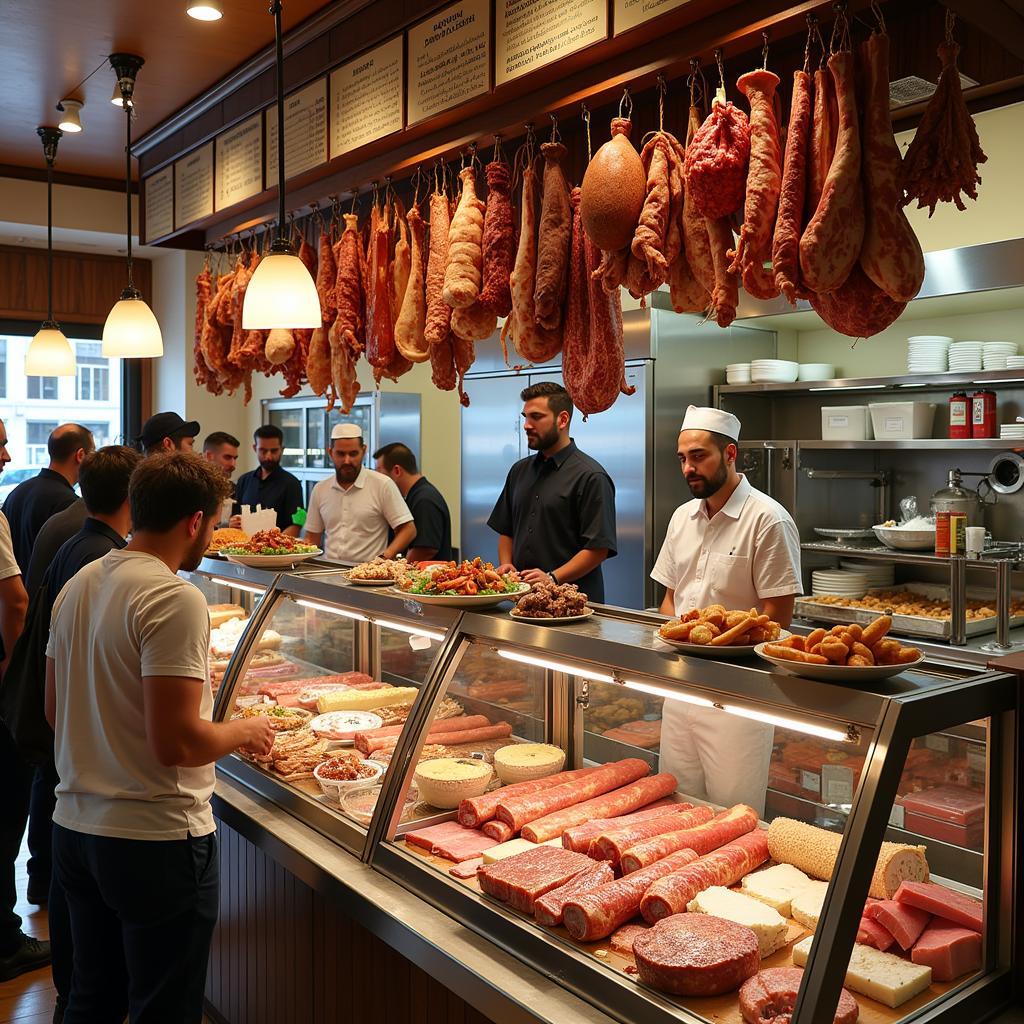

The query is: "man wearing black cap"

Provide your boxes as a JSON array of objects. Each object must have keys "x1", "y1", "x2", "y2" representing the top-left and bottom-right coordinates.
[{"x1": 139, "y1": 412, "x2": 200, "y2": 457}]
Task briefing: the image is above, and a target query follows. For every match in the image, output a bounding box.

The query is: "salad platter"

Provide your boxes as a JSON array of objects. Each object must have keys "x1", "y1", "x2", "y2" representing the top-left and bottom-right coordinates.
[
  {"x1": 221, "y1": 529, "x2": 321, "y2": 568},
  {"x1": 393, "y1": 558, "x2": 529, "y2": 608}
]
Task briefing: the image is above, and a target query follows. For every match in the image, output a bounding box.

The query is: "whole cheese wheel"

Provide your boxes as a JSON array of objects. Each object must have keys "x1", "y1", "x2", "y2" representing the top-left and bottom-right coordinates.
[{"x1": 580, "y1": 118, "x2": 646, "y2": 252}]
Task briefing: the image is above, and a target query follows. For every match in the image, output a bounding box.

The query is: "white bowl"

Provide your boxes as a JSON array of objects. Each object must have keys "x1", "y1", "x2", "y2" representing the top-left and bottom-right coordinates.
[
  {"x1": 751, "y1": 360, "x2": 799, "y2": 383},
  {"x1": 907, "y1": 336, "x2": 952, "y2": 344},
  {"x1": 313, "y1": 757, "x2": 384, "y2": 801},
  {"x1": 873, "y1": 525, "x2": 936, "y2": 551},
  {"x1": 798, "y1": 363, "x2": 836, "y2": 381}
]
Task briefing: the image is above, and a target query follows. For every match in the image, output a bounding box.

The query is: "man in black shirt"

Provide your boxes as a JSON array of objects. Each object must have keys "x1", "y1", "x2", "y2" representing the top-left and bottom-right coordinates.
[
  {"x1": 232, "y1": 425, "x2": 303, "y2": 535},
  {"x1": 25, "y1": 502, "x2": 86, "y2": 599},
  {"x1": 488, "y1": 382, "x2": 617, "y2": 603},
  {"x1": 2, "y1": 424, "x2": 94, "y2": 574},
  {"x1": 373, "y1": 443, "x2": 453, "y2": 562}
]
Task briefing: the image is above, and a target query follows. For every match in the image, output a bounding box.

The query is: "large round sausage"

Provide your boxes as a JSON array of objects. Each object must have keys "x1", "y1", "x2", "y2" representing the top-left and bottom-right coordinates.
[{"x1": 739, "y1": 967, "x2": 860, "y2": 1024}]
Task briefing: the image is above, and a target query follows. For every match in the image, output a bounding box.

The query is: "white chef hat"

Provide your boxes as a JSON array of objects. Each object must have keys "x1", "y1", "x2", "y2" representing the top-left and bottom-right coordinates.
[
  {"x1": 331, "y1": 422, "x2": 364, "y2": 441},
  {"x1": 679, "y1": 405, "x2": 741, "y2": 442}
]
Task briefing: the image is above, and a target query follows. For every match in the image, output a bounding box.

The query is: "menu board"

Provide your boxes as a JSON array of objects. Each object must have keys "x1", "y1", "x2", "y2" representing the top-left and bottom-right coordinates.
[
  {"x1": 495, "y1": 0, "x2": 607, "y2": 86},
  {"x1": 330, "y1": 36, "x2": 404, "y2": 158},
  {"x1": 614, "y1": 0, "x2": 690, "y2": 35},
  {"x1": 216, "y1": 113, "x2": 263, "y2": 210},
  {"x1": 408, "y1": 0, "x2": 490, "y2": 125},
  {"x1": 174, "y1": 143, "x2": 213, "y2": 230},
  {"x1": 144, "y1": 165, "x2": 173, "y2": 241},
  {"x1": 266, "y1": 78, "x2": 327, "y2": 182}
]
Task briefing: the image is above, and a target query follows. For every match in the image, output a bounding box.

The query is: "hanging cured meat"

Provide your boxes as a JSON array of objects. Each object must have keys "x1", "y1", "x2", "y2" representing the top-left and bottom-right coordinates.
[
  {"x1": 392, "y1": 210, "x2": 411, "y2": 326},
  {"x1": 316, "y1": 228, "x2": 338, "y2": 329},
  {"x1": 680, "y1": 102, "x2": 715, "y2": 298},
  {"x1": 430, "y1": 333, "x2": 458, "y2": 393},
  {"x1": 706, "y1": 217, "x2": 739, "y2": 328},
  {"x1": 265, "y1": 329, "x2": 295, "y2": 365},
  {"x1": 729, "y1": 68, "x2": 782, "y2": 301},
  {"x1": 561, "y1": 188, "x2": 590, "y2": 408},
  {"x1": 193, "y1": 263, "x2": 216, "y2": 392},
  {"x1": 806, "y1": 67, "x2": 837, "y2": 223},
  {"x1": 365, "y1": 201, "x2": 398, "y2": 373},
  {"x1": 772, "y1": 68, "x2": 812, "y2": 304},
  {"x1": 860, "y1": 29, "x2": 925, "y2": 302},
  {"x1": 307, "y1": 327, "x2": 333, "y2": 405},
  {"x1": 291, "y1": 235, "x2": 316, "y2": 384},
  {"x1": 581, "y1": 117, "x2": 646, "y2": 252},
  {"x1": 478, "y1": 160, "x2": 515, "y2": 317},
  {"x1": 329, "y1": 213, "x2": 365, "y2": 411},
  {"x1": 394, "y1": 205, "x2": 430, "y2": 363},
  {"x1": 630, "y1": 133, "x2": 674, "y2": 291},
  {"x1": 533, "y1": 141, "x2": 572, "y2": 330},
  {"x1": 800, "y1": 47, "x2": 864, "y2": 295},
  {"x1": 443, "y1": 167, "x2": 486, "y2": 310},
  {"x1": 665, "y1": 132, "x2": 708, "y2": 314},
  {"x1": 684, "y1": 101, "x2": 751, "y2": 220},
  {"x1": 453, "y1": 336, "x2": 475, "y2": 406},
  {"x1": 424, "y1": 191, "x2": 453, "y2": 347},
  {"x1": 809, "y1": 263, "x2": 907, "y2": 338}
]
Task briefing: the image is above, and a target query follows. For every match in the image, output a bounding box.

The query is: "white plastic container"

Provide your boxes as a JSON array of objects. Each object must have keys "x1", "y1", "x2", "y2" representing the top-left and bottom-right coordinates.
[
  {"x1": 869, "y1": 402, "x2": 937, "y2": 440},
  {"x1": 821, "y1": 406, "x2": 873, "y2": 441}
]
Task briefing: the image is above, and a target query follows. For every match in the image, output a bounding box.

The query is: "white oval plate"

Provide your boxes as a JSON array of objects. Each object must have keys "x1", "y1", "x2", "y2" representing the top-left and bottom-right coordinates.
[
  {"x1": 390, "y1": 583, "x2": 530, "y2": 608},
  {"x1": 308, "y1": 710, "x2": 382, "y2": 745},
  {"x1": 341, "y1": 572, "x2": 396, "y2": 586},
  {"x1": 224, "y1": 549, "x2": 322, "y2": 568},
  {"x1": 654, "y1": 626, "x2": 792, "y2": 658},
  {"x1": 510, "y1": 607, "x2": 594, "y2": 625},
  {"x1": 754, "y1": 642, "x2": 925, "y2": 681}
]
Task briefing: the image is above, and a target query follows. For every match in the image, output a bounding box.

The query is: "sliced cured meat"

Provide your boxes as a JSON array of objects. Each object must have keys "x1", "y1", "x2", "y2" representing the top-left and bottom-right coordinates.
[
  {"x1": 533, "y1": 862, "x2": 614, "y2": 927},
  {"x1": 520, "y1": 771, "x2": 675, "y2": 844},
  {"x1": 857, "y1": 914, "x2": 896, "y2": 951},
  {"x1": 478, "y1": 845, "x2": 593, "y2": 914},
  {"x1": 406, "y1": 821, "x2": 499, "y2": 862},
  {"x1": 562, "y1": 848, "x2": 699, "y2": 942},
  {"x1": 495, "y1": 759, "x2": 650, "y2": 833},
  {"x1": 449, "y1": 858, "x2": 484, "y2": 880},
  {"x1": 590, "y1": 804, "x2": 711, "y2": 865},
  {"x1": 864, "y1": 899, "x2": 931, "y2": 951},
  {"x1": 641, "y1": 830, "x2": 769, "y2": 923},
  {"x1": 619, "y1": 803, "x2": 757, "y2": 874},
  {"x1": 772, "y1": 69, "x2": 812, "y2": 304},
  {"x1": 739, "y1": 967, "x2": 859, "y2": 1024},
  {"x1": 911, "y1": 919, "x2": 982, "y2": 981},
  {"x1": 610, "y1": 922, "x2": 649, "y2": 956},
  {"x1": 482, "y1": 820, "x2": 514, "y2": 843},
  {"x1": 458, "y1": 766, "x2": 601, "y2": 829},
  {"x1": 561, "y1": 799, "x2": 681, "y2": 853},
  {"x1": 633, "y1": 915, "x2": 759, "y2": 997},
  {"x1": 894, "y1": 881, "x2": 981, "y2": 933}
]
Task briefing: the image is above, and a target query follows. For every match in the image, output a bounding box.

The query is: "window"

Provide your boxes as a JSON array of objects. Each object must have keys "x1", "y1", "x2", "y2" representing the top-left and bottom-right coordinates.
[
  {"x1": 77, "y1": 342, "x2": 110, "y2": 402},
  {"x1": 0, "y1": 339, "x2": 6, "y2": 399},
  {"x1": 80, "y1": 421, "x2": 115, "y2": 447},
  {"x1": 27, "y1": 376, "x2": 59, "y2": 400},
  {"x1": 26, "y1": 421, "x2": 57, "y2": 465}
]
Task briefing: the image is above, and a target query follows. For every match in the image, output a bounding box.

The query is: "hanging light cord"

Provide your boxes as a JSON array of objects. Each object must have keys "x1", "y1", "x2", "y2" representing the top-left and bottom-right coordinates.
[
  {"x1": 46, "y1": 147, "x2": 55, "y2": 322},
  {"x1": 272, "y1": 0, "x2": 288, "y2": 250},
  {"x1": 124, "y1": 95, "x2": 136, "y2": 294}
]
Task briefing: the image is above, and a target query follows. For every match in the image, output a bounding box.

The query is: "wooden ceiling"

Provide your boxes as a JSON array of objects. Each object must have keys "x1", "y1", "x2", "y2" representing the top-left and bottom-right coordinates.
[{"x1": 0, "y1": 0, "x2": 333, "y2": 183}]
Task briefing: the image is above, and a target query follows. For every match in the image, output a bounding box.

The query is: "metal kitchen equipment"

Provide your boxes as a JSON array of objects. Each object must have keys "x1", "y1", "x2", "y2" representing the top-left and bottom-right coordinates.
[{"x1": 931, "y1": 469, "x2": 985, "y2": 527}]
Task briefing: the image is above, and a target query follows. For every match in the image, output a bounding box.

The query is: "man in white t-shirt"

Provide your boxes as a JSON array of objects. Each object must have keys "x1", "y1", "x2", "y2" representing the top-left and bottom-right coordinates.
[
  {"x1": 304, "y1": 423, "x2": 416, "y2": 564},
  {"x1": 651, "y1": 406, "x2": 802, "y2": 816},
  {"x1": 44, "y1": 453, "x2": 274, "y2": 1023}
]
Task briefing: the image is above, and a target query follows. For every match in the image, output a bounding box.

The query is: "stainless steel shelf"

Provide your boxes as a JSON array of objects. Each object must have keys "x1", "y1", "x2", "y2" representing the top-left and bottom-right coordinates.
[
  {"x1": 799, "y1": 439, "x2": 1017, "y2": 450},
  {"x1": 717, "y1": 368, "x2": 1024, "y2": 396},
  {"x1": 801, "y1": 542, "x2": 1024, "y2": 569}
]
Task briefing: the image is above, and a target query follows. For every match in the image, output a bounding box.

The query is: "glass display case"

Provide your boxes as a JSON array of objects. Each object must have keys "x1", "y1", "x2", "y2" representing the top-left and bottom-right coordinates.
[{"x1": 197, "y1": 565, "x2": 1018, "y2": 1024}]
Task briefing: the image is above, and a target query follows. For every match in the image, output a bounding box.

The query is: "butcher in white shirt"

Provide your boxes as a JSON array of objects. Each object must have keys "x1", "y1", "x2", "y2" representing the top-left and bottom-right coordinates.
[
  {"x1": 651, "y1": 406, "x2": 802, "y2": 816},
  {"x1": 304, "y1": 423, "x2": 416, "y2": 565}
]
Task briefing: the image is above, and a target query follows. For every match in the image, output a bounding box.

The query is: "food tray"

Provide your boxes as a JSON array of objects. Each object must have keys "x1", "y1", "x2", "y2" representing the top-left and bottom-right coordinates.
[
  {"x1": 654, "y1": 627, "x2": 793, "y2": 659},
  {"x1": 754, "y1": 642, "x2": 925, "y2": 682},
  {"x1": 390, "y1": 583, "x2": 531, "y2": 608},
  {"x1": 224, "y1": 549, "x2": 322, "y2": 568}
]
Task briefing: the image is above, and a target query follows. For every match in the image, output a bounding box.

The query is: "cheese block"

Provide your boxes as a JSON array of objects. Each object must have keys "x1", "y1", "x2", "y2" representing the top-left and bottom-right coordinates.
[
  {"x1": 493, "y1": 743, "x2": 566, "y2": 785},
  {"x1": 741, "y1": 863, "x2": 815, "y2": 917},
  {"x1": 208, "y1": 603, "x2": 246, "y2": 628},
  {"x1": 791, "y1": 880, "x2": 830, "y2": 931},
  {"x1": 317, "y1": 686, "x2": 417, "y2": 714},
  {"x1": 793, "y1": 935, "x2": 932, "y2": 1008},
  {"x1": 685, "y1": 886, "x2": 788, "y2": 958},
  {"x1": 414, "y1": 758, "x2": 493, "y2": 809},
  {"x1": 481, "y1": 837, "x2": 563, "y2": 865}
]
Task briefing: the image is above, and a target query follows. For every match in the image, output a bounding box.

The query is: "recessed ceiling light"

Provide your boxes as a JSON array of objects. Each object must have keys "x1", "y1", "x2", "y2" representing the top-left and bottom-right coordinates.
[{"x1": 187, "y1": 0, "x2": 223, "y2": 20}]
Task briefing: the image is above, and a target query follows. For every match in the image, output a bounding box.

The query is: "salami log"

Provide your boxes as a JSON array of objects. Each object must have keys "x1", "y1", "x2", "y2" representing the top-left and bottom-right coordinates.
[
  {"x1": 772, "y1": 69, "x2": 812, "y2": 304},
  {"x1": 458, "y1": 766, "x2": 601, "y2": 828},
  {"x1": 561, "y1": 188, "x2": 590, "y2": 409},
  {"x1": 561, "y1": 800, "x2": 682, "y2": 853},
  {"x1": 562, "y1": 848, "x2": 699, "y2": 942},
  {"x1": 482, "y1": 820, "x2": 515, "y2": 843},
  {"x1": 424, "y1": 192, "x2": 453, "y2": 346},
  {"x1": 354, "y1": 715, "x2": 490, "y2": 755},
  {"x1": 619, "y1": 803, "x2": 758, "y2": 874},
  {"x1": 640, "y1": 830, "x2": 769, "y2": 923},
  {"x1": 478, "y1": 160, "x2": 515, "y2": 316},
  {"x1": 495, "y1": 759, "x2": 650, "y2": 833},
  {"x1": 706, "y1": 217, "x2": 739, "y2": 328},
  {"x1": 591, "y1": 804, "x2": 714, "y2": 866},
  {"x1": 534, "y1": 862, "x2": 615, "y2": 927},
  {"x1": 365, "y1": 203, "x2": 396, "y2": 368},
  {"x1": 429, "y1": 332, "x2": 458, "y2": 392},
  {"x1": 521, "y1": 773, "x2": 678, "y2": 844},
  {"x1": 534, "y1": 141, "x2": 572, "y2": 330},
  {"x1": 363, "y1": 721, "x2": 512, "y2": 756}
]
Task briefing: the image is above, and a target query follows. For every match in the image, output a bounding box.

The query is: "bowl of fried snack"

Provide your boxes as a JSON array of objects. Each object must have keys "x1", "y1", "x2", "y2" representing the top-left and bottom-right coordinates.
[
  {"x1": 655, "y1": 605, "x2": 787, "y2": 658},
  {"x1": 755, "y1": 615, "x2": 924, "y2": 681}
]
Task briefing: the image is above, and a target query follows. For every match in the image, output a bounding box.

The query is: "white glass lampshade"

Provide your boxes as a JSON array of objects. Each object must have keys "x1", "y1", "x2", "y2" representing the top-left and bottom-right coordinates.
[
  {"x1": 187, "y1": 0, "x2": 223, "y2": 19},
  {"x1": 111, "y1": 84, "x2": 134, "y2": 109},
  {"x1": 102, "y1": 295, "x2": 163, "y2": 357},
  {"x1": 57, "y1": 100, "x2": 83, "y2": 134},
  {"x1": 242, "y1": 252, "x2": 321, "y2": 329},
  {"x1": 26, "y1": 326, "x2": 76, "y2": 376}
]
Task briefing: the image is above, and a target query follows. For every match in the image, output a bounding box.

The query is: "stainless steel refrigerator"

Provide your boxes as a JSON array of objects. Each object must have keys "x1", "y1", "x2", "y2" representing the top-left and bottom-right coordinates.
[{"x1": 460, "y1": 304, "x2": 777, "y2": 609}]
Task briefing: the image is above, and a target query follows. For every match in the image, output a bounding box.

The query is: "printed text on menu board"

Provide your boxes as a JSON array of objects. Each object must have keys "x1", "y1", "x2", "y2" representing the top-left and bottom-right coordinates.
[
  {"x1": 408, "y1": 0, "x2": 490, "y2": 125},
  {"x1": 330, "y1": 35, "x2": 404, "y2": 157},
  {"x1": 175, "y1": 143, "x2": 213, "y2": 230},
  {"x1": 144, "y1": 165, "x2": 173, "y2": 241},
  {"x1": 266, "y1": 78, "x2": 328, "y2": 182},
  {"x1": 613, "y1": 0, "x2": 690, "y2": 35},
  {"x1": 495, "y1": 0, "x2": 607, "y2": 86},
  {"x1": 216, "y1": 114, "x2": 263, "y2": 210}
]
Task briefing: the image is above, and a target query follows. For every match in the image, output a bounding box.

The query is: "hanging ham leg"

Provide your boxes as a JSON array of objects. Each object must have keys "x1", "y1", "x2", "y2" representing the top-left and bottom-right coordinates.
[
  {"x1": 772, "y1": 69, "x2": 812, "y2": 304},
  {"x1": 424, "y1": 192, "x2": 453, "y2": 347},
  {"x1": 706, "y1": 217, "x2": 739, "y2": 328},
  {"x1": 681, "y1": 105, "x2": 716, "y2": 297},
  {"x1": 394, "y1": 205, "x2": 429, "y2": 363},
  {"x1": 534, "y1": 141, "x2": 572, "y2": 330}
]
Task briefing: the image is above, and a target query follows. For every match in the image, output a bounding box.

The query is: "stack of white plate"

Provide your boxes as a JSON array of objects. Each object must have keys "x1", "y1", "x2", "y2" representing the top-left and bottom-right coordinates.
[
  {"x1": 811, "y1": 570, "x2": 870, "y2": 599},
  {"x1": 982, "y1": 342, "x2": 1019, "y2": 370},
  {"x1": 907, "y1": 336, "x2": 951, "y2": 373},
  {"x1": 948, "y1": 342, "x2": 985, "y2": 373},
  {"x1": 726, "y1": 362, "x2": 752, "y2": 385},
  {"x1": 751, "y1": 359, "x2": 800, "y2": 383},
  {"x1": 839, "y1": 559, "x2": 896, "y2": 589},
  {"x1": 798, "y1": 363, "x2": 836, "y2": 381},
  {"x1": 1006, "y1": 356, "x2": 1024, "y2": 370},
  {"x1": 1000, "y1": 421, "x2": 1024, "y2": 440}
]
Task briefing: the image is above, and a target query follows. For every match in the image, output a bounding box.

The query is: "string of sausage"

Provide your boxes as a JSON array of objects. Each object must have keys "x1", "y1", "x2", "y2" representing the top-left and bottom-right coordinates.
[{"x1": 772, "y1": 69, "x2": 812, "y2": 304}]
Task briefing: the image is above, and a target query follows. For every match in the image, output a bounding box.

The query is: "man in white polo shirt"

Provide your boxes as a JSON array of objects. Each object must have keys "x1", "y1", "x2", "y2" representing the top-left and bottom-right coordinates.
[
  {"x1": 652, "y1": 406, "x2": 801, "y2": 816},
  {"x1": 304, "y1": 423, "x2": 416, "y2": 564}
]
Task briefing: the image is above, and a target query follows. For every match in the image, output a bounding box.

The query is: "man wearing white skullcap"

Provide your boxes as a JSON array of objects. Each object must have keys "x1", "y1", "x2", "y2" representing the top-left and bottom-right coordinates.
[
  {"x1": 651, "y1": 405, "x2": 801, "y2": 816},
  {"x1": 304, "y1": 423, "x2": 417, "y2": 563}
]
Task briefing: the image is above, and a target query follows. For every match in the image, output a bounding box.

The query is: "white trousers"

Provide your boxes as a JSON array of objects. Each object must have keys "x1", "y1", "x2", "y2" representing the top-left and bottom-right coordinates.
[{"x1": 659, "y1": 699, "x2": 774, "y2": 817}]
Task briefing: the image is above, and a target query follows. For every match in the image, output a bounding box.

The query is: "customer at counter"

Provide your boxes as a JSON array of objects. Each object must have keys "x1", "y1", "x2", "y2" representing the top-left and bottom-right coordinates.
[
  {"x1": 652, "y1": 406, "x2": 801, "y2": 817},
  {"x1": 304, "y1": 424, "x2": 416, "y2": 563},
  {"x1": 44, "y1": 453, "x2": 274, "y2": 1023},
  {"x1": 488, "y1": 382, "x2": 616, "y2": 603},
  {"x1": 232, "y1": 425, "x2": 303, "y2": 535},
  {"x1": 140, "y1": 411, "x2": 200, "y2": 456},
  {"x1": 373, "y1": 442, "x2": 453, "y2": 563},
  {"x1": 202, "y1": 431, "x2": 240, "y2": 482}
]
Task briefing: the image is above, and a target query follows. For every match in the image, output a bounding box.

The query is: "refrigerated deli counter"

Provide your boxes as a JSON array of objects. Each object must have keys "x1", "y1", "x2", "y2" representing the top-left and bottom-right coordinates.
[{"x1": 188, "y1": 559, "x2": 1023, "y2": 1024}]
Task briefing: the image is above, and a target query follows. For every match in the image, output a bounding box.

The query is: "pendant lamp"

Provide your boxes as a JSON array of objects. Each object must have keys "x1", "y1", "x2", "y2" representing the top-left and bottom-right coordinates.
[
  {"x1": 241, "y1": 1, "x2": 320, "y2": 330},
  {"x1": 26, "y1": 127, "x2": 76, "y2": 377},
  {"x1": 103, "y1": 54, "x2": 162, "y2": 358}
]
